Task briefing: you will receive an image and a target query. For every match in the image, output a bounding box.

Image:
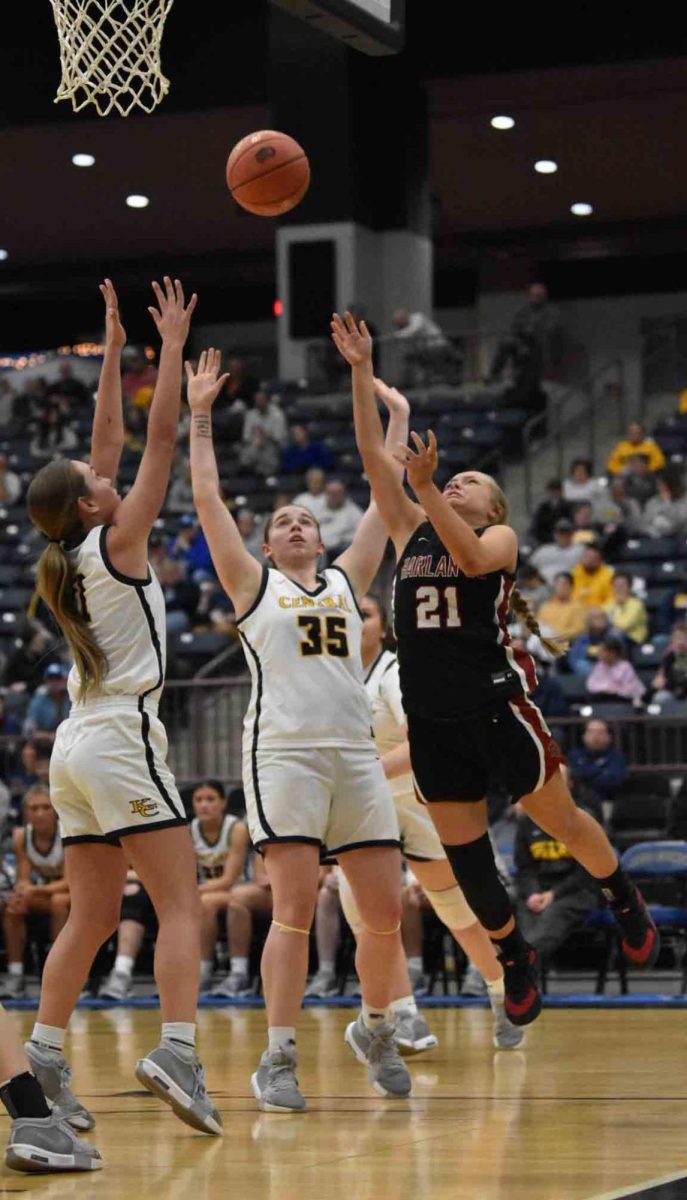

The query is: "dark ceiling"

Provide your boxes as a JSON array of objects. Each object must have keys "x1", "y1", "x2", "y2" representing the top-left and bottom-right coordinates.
[{"x1": 2, "y1": 3, "x2": 687, "y2": 346}]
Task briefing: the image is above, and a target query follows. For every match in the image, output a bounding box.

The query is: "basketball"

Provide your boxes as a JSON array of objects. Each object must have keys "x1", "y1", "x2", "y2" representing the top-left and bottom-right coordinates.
[{"x1": 225, "y1": 129, "x2": 310, "y2": 216}]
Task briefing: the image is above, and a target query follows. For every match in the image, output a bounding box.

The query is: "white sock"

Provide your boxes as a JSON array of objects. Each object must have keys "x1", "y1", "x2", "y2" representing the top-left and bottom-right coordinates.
[
  {"x1": 389, "y1": 994, "x2": 417, "y2": 1017},
  {"x1": 317, "y1": 960, "x2": 335, "y2": 977},
  {"x1": 7, "y1": 963, "x2": 24, "y2": 977},
  {"x1": 230, "y1": 957, "x2": 249, "y2": 976},
  {"x1": 161, "y1": 1022, "x2": 196, "y2": 1049},
  {"x1": 407, "y1": 956, "x2": 423, "y2": 974},
  {"x1": 31, "y1": 1023, "x2": 65, "y2": 1052},
  {"x1": 486, "y1": 976, "x2": 505, "y2": 999},
  {"x1": 268, "y1": 1026, "x2": 296, "y2": 1053},
  {"x1": 362, "y1": 1002, "x2": 387, "y2": 1031},
  {"x1": 114, "y1": 955, "x2": 134, "y2": 977}
]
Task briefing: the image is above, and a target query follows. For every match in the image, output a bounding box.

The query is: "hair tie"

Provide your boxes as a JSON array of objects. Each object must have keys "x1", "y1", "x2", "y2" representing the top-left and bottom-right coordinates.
[{"x1": 47, "y1": 538, "x2": 62, "y2": 546}]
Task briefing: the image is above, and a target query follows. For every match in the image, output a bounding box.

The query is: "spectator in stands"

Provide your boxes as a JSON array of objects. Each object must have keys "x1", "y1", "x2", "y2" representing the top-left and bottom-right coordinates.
[
  {"x1": 528, "y1": 479, "x2": 574, "y2": 545},
  {"x1": 537, "y1": 572, "x2": 588, "y2": 642},
  {"x1": 571, "y1": 500, "x2": 603, "y2": 546},
  {"x1": 593, "y1": 476, "x2": 641, "y2": 534},
  {"x1": 280, "y1": 424, "x2": 335, "y2": 474},
  {"x1": 29, "y1": 397, "x2": 77, "y2": 458},
  {"x1": 586, "y1": 636, "x2": 645, "y2": 704},
  {"x1": 529, "y1": 518, "x2": 584, "y2": 585},
  {"x1": 239, "y1": 426, "x2": 280, "y2": 478},
  {"x1": 0, "y1": 693, "x2": 21, "y2": 739},
  {"x1": 569, "y1": 608, "x2": 620, "y2": 676},
  {"x1": 212, "y1": 854, "x2": 273, "y2": 996},
  {"x1": 656, "y1": 572, "x2": 687, "y2": 634},
  {"x1": 568, "y1": 719, "x2": 627, "y2": 821},
  {"x1": 606, "y1": 420, "x2": 666, "y2": 476},
  {"x1": 46, "y1": 361, "x2": 92, "y2": 408},
  {"x1": 147, "y1": 532, "x2": 167, "y2": 574},
  {"x1": 123, "y1": 404, "x2": 147, "y2": 455},
  {"x1": 605, "y1": 572, "x2": 648, "y2": 645},
  {"x1": 167, "y1": 453, "x2": 195, "y2": 513},
  {"x1": 121, "y1": 347, "x2": 157, "y2": 405},
  {"x1": 319, "y1": 480, "x2": 364, "y2": 559},
  {"x1": 639, "y1": 468, "x2": 687, "y2": 538},
  {"x1": 167, "y1": 514, "x2": 216, "y2": 581},
  {"x1": 488, "y1": 282, "x2": 562, "y2": 386},
  {"x1": 516, "y1": 563, "x2": 549, "y2": 612},
  {"x1": 23, "y1": 664, "x2": 70, "y2": 738},
  {"x1": 243, "y1": 389, "x2": 288, "y2": 448},
  {"x1": 0, "y1": 455, "x2": 21, "y2": 506},
  {"x1": 572, "y1": 543, "x2": 614, "y2": 607},
  {"x1": 236, "y1": 510, "x2": 264, "y2": 562},
  {"x1": 563, "y1": 459, "x2": 601, "y2": 505},
  {"x1": 212, "y1": 358, "x2": 259, "y2": 443},
  {"x1": 157, "y1": 558, "x2": 200, "y2": 634},
  {"x1": 225, "y1": 355, "x2": 260, "y2": 406},
  {"x1": 391, "y1": 306, "x2": 456, "y2": 386},
  {"x1": 2, "y1": 623, "x2": 62, "y2": 693},
  {"x1": 652, "y1": 621, "x2": 687, "y2": 702},
  {"x1": 621, "y1": 454, "x2": 659, "y2": 508},
  {"x1": 513, "y1": 798, "x2": 600, "y2": 980},
  {"x1": 293, "y1": 467, "x2": 328, "y2": 521}
]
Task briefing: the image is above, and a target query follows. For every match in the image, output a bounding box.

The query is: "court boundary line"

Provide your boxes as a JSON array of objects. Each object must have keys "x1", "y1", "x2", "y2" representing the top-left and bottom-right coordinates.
[{"x1": 585, "y1": 1168, "x2": 687, "y2": 1199}]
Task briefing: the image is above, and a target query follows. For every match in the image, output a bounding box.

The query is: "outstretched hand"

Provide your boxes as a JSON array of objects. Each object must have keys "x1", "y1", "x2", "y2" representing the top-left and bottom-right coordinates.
[
  {"x1": 185, "y1": 348, "x2": 229, "y2": 411},
  {"x1": 392, "y1": 429, "x2": 439, "y2": 490},
  {"x1": 148, "y1": 276, "x2": 198, "y2": 346},
  {"x1": 373, "y1": 376, "x2": 410, "y2": 418},
  {"x1": 330, "y1": 310, "x2": 373, "y2": 368},
  {"x1": 99, "y1": 278, "x2": 126, "y2": 349}
]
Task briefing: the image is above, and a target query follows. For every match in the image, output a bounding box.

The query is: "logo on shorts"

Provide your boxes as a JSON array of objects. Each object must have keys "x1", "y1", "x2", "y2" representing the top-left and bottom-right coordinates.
[{"x1": 129, "y1": 799, "x2": 160, "y2": 818}]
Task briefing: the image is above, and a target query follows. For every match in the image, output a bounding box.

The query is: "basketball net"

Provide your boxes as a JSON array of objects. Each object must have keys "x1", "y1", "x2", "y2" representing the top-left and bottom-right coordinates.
[{"x1": 49, "y1": 0, "x2": 175, "y2": 117}]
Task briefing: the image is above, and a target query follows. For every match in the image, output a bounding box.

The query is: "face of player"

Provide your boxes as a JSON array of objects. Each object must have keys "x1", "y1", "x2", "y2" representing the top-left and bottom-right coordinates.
[
  {"x1": 442, "y1": 472, "x2": 502, "y2": 527},
  {"x1": 360, "y1": 595, "x2": 385, "y2": 658},
  {"x1": 192, "y1": 787, "x2": 225, "y2": 827},
  {"x1": 72, "y1": 460, "x2": 121, "y2": 524},
  {"x1": 24, "y1": 791, "x2": 56, "y2": 836},
  {"x1": 264, "y1": 506, "x2": 324, "y2": 571}
]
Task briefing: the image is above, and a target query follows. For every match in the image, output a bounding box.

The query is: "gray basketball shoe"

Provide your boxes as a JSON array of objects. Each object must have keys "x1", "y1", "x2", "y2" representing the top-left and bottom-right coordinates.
[
  {"x1": 304, "y1": 969, "x2": 339, "y2": 998},
  {"x1": 393, "y1": 1008, "x2": 439, "y2": 1056},
  {"x1": 5, "y1": 1111, "x2": 103, "y2": 1173},
  {"x1": 135, "y1": 1042, "x2": 223, "y2": 1135},
  {"x1": 251, "y1": 1045, "x2": 306, "y2": 1112},
  {"x1": 345, "y1": 1016, "x2": 412, "y2": 1097},
  {"x1": 0, "y1": 974, "x2": 26, "y2": 1001},
  {"x1": 24, "y1": 1043, "x2": 95, "y2": 1132},
  {"x1": 490, "y1": 994, "x2": 525, "y2": 1050},
  {"x1": 98, "y1": 969, "x2": 132, "y2": 1001},
  {"x1": 211, "y1": 971, "x2": 251, "y2": 998}
]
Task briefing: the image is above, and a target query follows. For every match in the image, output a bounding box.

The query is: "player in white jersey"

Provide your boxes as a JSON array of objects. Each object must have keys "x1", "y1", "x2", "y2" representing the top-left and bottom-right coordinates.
[
  {"x1": 25, "y1": 279, "x2": 221, "y2": 1140},
  {"x1": 188, "y1": 351, "x2": 412, "y2": 1110},
  {"x1": 188, "y1": 780, "x2": 250, "y2": 991},
  {"x1": 340, "y1": 593, "x2": 523, "y2": 1051},
  {"x1": 0, "y1": 787, "x2": 69, "y2": 1002}
]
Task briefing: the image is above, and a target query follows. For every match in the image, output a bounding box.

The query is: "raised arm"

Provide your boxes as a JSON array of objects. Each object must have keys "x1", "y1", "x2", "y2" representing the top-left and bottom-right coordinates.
[
  {"x1": 90, "y1": 279, "x2": 126, "y2": 482},
  {"x1": 331, "y1": 312, "x2": 422, "y2": 556},
  {"x1": 187, "y1": 350, "x2": 263, "y2": 616},
  {"x1": 107, "y1": 277, "x2": 196, "y2": 577}
]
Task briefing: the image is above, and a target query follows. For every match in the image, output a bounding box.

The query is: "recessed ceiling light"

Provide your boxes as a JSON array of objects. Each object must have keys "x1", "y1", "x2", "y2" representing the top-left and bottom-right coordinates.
[
  {"x1": 126, "y1": 194, "x2": 150, "y2": 209},
  {"x1": 491, "y1": 115, "x2": 515, "y2": 130},
  {"x1": 0, "y1": 249, "x2": 7, "y2": 261},
  {"x1": 571, "y1": 202, "x2": 593, "y2": 216},
  {"x1": 534, "y1": 160, "x2": 558, "y2": 174},
  {"x1": 72, "y1": 153, "x2": 95, "y2": 167}
]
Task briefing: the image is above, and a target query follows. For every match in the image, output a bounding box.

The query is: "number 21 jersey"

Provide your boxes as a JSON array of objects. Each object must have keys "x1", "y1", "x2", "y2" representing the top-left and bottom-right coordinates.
[{"x1": 393, "y1": 521, "x2": 536, "y2": 721}]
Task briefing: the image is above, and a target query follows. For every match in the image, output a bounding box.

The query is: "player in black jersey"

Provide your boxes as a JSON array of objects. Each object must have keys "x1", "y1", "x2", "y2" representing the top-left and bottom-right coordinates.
[{"x1": 332, "y1": 310, "x2": 659, "y2": 1027}]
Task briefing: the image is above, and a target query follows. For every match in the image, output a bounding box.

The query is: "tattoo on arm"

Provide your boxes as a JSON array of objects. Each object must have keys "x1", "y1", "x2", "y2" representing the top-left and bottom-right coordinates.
[{"x1": 193, "y1": 414, "x2": 212, "y2": 438}]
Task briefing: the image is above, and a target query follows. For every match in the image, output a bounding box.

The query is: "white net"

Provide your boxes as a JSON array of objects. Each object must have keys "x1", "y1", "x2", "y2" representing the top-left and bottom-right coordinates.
[{"x1": 49, "y1": 0, "x2": 175, "y2": 117}]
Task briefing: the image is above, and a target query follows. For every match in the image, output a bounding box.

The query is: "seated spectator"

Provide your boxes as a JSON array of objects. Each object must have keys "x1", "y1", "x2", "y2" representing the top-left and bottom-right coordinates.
[
  {"x1": 280, "y1": 424, "x2": 335, "y2": 474},
  {"x1": 243, "y1": 389, "x2": 288, "y2": 447},
  {"x1": 604, "y1": 571, "x2": 648, "y2": 645},
  {"x1": 29, "y1": 399, "x2": 77, "y2": 458},
  {"x1": 293, "y1": 467, "x2": 328, "y2": 522},
  {"x1": 537, "y1": 572, "x2": 588, "y2": 642},
  {"x1": 211, "y1": 854, "x2": 272, "y2": 997},
  {"x1": 652, "y1": 622, "x2": 687, "y2": 702},
  {"x1": 121, "y1": 347, "x2": 157, "y2": 405},
  {"x1": 569, "y1": 608, "x2": 620, "y2": 676},
  {"x1": 516, "y1": 563, "x2": 549, "y2": 612},
  {"x1": 167, "y1": 453, "x2": 195, "y2": 513},
  {"x1": 2, "y1": 623, "x2": 62, "y2": 693},
  {"x1": 639, "y1": 468, "x2": 687, "y2": 538},
  {"x1": 568, "y1": 718, "x2": 627, "y2": 822},
  {"x1": 98, "y1": 871, "x2": 157, "y2": 1000},
  {"x1": 123, "y1": 404, "x2": 147, "y2": 455},
  {"x1": 0, "y1": 454, "x2": 21, "y2": 506},
  {"x1": 188, "y1": 780, "x2": 250, "y2": 994},
  {"x1": 239, "y1": 426, "x2": 280, "y2": 478},
  {"x1": 319, "y1": 480, "x2": 364, "y2": 559},
  {"x1": 0, "y1": 786, "x2": 69, "y2": 999},
  {"x1": 212, "y1": 358, "x2": 258, "y2": 443},
  {"x1": 528, "y1": 479, "x2": 574, "y2": 545},
  {"x1": 571, "y1": 543, "x2": 614, "y2": 608},
  {"x1": 621, "y1": 454, "x2": 659, "y2": 508},
  {"x1": 23, "y1": 664, "x2": 70, "y2": 739},
  {"x1": 513, "y1": 798, "x2": 600, "y2": 978},
  {"x1": 7, "y1": 740, "x2": 51, "y2": 802},
  {"x1": 656, "y1": 574, "x2": 687, "y2": 634},
  {"x1": 167, "y1": 515, "x2": 216, "y2": 582},
  {"x1": 586, "y1": 636, "x2": 645, "y2": 704},
  {"x1": 236, "y1": 510, "x2": 264, "y2": 562},
  {"x1": 607, "y1": 420, "x2": 666, "y2": 476},
  {"x1": 529, "y1": 519, "x2": 584, "y2": 586},
  {"x1": 563, "y1": 459, "x2": 602, "y2": 505},
  {"x1": 156, "y1": 558, "x2": 200, "y2": 634},
  {"x1": 593, "y1": 475, "x2": 641, "y2": 533},
  {"x1": 46, "y1": 362, "x2": 92, "y2": 408},
  {"x1": 305, "y1": 867, "x2": 344, "y2": 998},
  {"x1": 571, "y1": 500, "x2": 603, "y2": 545},
  {"x1": 224, "y1": 355, "x2": 260, "y2": 406}
]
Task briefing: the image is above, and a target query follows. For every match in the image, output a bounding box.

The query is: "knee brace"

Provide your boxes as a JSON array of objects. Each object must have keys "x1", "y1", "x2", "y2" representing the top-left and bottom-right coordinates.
[
  {"x1": 338, "y1": 873, "x2": 400, "y2": 937},
  {"x1": 424, "y1": 884, "x2": 476, "y2": 932},
  {"x1": 442, "y1": 833, "x2": 513, "y2": 933}
]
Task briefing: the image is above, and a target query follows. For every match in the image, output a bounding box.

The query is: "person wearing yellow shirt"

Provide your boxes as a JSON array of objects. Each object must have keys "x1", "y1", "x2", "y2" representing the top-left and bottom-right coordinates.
[
  {"x1": 606, "y1": 421, "x2": 666, "y2": 476},
  {"x1": 537, "y1": 572, "x2": 588, "y2": 641},
  {"x1": 572, "y1": 544, "x2": 615, "y2": 608},
  {"x1": 604, "y1": 572, "x2": 648, "y2": 644}
]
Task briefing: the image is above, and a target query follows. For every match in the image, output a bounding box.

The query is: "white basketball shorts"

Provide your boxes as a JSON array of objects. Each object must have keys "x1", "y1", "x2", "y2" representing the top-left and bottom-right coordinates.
[{"x1": 394, "y1": 788, "x2": 446, "y2": 862}]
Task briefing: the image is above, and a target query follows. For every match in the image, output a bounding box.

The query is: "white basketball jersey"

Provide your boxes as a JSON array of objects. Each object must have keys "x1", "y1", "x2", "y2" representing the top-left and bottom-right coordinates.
[
  {"x1": 365, "y1": 650, "x2": 412, "y2": 797},
  {"x1": 25, "y1": 824, "x2": 64, "y2": 882},
  {"x1": 65, "y1": 525, "x2": 167, "y2": 703},
  {"x1": 237, "y1": 565, "x2": 373, "y2": 750},
  {"x1": 191, "y1": 814, "x2": 240, "y2": 881}
]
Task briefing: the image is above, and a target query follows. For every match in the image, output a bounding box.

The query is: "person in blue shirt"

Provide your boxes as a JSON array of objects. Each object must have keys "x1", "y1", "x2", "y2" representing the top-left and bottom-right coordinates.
[
  {"x1": 280, "y1": 424, "x2": 334, "y2": 475},
  {"x1": 568, "y1": 719, "x2": 627, "y2": 822},
  {"x1": 23, "y1": 665, "x2": 70, "y2": 738},
  {"x1": 568, "y1": 608, "x2": 628, "y2": 676}
]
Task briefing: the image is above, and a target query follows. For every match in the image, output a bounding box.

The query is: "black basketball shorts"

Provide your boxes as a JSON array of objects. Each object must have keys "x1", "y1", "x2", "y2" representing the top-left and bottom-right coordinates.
[{"x1": 408, "y1": 696, "x2": 566, "y2": 804}]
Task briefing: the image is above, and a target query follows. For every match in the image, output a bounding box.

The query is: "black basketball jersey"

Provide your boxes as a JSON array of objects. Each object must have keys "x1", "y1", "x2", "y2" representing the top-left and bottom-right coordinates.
[{"x1": 393, "y1": 520, "x2": 537, "y2": 720}]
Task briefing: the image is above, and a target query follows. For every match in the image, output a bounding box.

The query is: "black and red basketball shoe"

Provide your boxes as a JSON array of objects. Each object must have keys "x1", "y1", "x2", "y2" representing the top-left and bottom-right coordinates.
[
  {"x1": 498, "y1": 944, "x2": 542, "y2": 1027},
  {"x1": 611, "y1": 885, "x2": 660, "y2": 969}
]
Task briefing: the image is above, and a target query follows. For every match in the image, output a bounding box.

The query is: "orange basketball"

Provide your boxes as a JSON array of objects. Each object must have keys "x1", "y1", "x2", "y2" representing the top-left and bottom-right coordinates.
[{"x1": 226, "y1": 130, "x2": 310, "y2": 217}]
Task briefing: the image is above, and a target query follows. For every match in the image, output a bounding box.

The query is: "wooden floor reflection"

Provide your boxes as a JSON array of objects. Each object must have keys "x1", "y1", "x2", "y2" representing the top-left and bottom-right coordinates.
[{"x1": 2, "y1": 1006, "x2": 685, "y2": 1200}]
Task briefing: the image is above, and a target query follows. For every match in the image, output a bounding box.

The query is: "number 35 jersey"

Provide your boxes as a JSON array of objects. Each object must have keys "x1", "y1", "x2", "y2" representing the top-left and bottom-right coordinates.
[
  {"x1": 236, "y1": 564, "x2": 373, "y2": 749},
  {"x1": 393, "y1": 521, "x2": 537, "y2": 721}
]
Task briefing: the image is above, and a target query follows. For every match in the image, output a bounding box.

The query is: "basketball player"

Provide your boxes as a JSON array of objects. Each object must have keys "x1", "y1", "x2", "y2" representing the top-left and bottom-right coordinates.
[
  {"x1": 1, "y1": 786, "x2": 69, "y2": 1001},
  {"x1": 97, "y1": 870, "x2": 157, "y2": 1001},
  {"x1": 190, "y1": 779, "x2": 251, "y2": 991},
  {"x1": 24, "y1": 278, "x2": 221, "y2": 1136},
  {"x1": 339, "y1": 592, "x2": 523, "y2": 1051},
  {"x1": 188, "y1": 350, "x2": 412, "y2": 1111},
  {"x1": 212, "y1": 855, "x2": 274, "y2": 998},
  {"x1": 332, "y1": 311, "x2": 658, "y2": 1026}
]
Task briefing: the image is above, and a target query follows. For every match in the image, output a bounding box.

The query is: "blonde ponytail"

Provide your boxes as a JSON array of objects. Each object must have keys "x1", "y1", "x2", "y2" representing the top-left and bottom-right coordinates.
[{"x1": 509, "y1": 586, "x2": 568, "y2": 658}]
